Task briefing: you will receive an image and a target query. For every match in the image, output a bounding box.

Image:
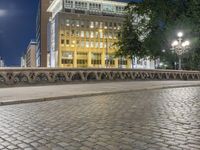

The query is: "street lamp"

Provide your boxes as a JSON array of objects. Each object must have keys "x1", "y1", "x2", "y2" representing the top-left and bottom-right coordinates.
[{"x1": 171, "y1": 32, "x2": 190, "y2": 70}]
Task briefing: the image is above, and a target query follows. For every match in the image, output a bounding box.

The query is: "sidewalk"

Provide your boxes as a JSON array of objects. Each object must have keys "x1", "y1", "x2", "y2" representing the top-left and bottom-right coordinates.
[{"x1": 1, "y1": 81, "x2": 200, "y2": 106}]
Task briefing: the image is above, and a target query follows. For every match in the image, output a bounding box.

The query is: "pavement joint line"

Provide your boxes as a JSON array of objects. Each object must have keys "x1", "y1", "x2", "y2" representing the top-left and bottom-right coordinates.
[{"x1": 0, "y1": 83, "x2": 200, "y2": 106}]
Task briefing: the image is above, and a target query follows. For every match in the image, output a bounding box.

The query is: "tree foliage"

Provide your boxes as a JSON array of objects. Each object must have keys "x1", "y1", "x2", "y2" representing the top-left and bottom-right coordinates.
[
  {"x1": 117, "y1": 0, "x2": 200, "y2": 70},
  {"x1": 115, "y1": 5, "x2": 147, "y2": 61}
]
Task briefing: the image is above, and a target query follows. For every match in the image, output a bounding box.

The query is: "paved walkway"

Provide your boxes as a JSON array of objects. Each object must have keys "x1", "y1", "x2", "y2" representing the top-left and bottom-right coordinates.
[
  {"x1": 1, "y1": 81, "x2": 200, "y2": 105},
  {"x1": 0, "y1": 87, "x2": 200, "y2": 149}
]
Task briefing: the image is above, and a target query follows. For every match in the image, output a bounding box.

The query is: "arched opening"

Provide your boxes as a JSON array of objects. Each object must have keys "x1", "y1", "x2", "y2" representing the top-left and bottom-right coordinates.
[
  {"x1": 72, "y1": 73, "x2": 82, "y2": 81},
  {"x1": 87, "y1": 72, "x2": 97, "y2": 81},
  {"x1": 36, "y1": 73, "x2": 48, "y2": 82},
  {"x1": 55, "y1": 73, "x2": 66, "y2": 82}
]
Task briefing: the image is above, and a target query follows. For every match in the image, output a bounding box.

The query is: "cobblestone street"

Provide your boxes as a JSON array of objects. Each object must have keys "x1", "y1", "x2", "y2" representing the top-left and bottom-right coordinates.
[{"x1": 0, "y1": 87, "x2": 200, "y2": 150}]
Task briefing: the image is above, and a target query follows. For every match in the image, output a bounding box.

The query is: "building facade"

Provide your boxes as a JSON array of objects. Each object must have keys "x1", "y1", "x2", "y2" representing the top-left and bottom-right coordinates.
[
  {"x1": 26, "y1": 40, "x2": 37, "y2": 67},
  {"x1": 47, "y1": 0, "x2": 129, "y2": 68},
  {"x1": 36, "y1": 0, "x2": 53, "y2": 67},
  {"x1": 20, "y1": 55, "x2": 26, "y2": 67},
  {"x1": 0, "y1": 57, "x2": 5, "y2": 67}
]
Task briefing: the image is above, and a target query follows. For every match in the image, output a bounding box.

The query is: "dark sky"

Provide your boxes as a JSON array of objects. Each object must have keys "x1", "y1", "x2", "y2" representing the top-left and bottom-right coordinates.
[{"x1": 0, "y1": 0, "x2": 137, "y2": 66}]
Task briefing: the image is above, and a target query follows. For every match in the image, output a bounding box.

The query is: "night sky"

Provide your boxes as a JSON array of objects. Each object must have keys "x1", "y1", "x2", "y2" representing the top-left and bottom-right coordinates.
[{"x1": 0, "y1": 0, "x2": 136, "y2": 66}]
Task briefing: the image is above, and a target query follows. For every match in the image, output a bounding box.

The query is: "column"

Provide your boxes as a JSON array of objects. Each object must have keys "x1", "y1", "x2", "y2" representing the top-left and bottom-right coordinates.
[
  {"x1": 88, "y1": 51, "x2": 92, "y2": 68},
  {"x1": 102, "y1": 51, "x2": 105, "y2": 68},
  {"x1": 127, "y1": 59, "x2": 132, "y2": 69},
  {"x1": 115, "y1": 58, "x2": 118, "y2": 68},
  {"x1": 74, "y1": 51, "x2": 77, "y2": 68}
]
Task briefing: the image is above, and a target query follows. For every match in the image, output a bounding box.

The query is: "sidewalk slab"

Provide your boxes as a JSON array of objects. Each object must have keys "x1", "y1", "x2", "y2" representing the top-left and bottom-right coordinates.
[{"x1": 1, "y1": 81, "x2": 200, "y2": 106}]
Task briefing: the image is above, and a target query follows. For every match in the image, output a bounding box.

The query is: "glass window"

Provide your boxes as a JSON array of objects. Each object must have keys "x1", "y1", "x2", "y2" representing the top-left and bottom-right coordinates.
[
  {"x1": 90, "y1": 21, "x2": 94, "y2": 28},
  {"x1": 62, "y1": 51, "x2": 74, "y2": 59},
  {"x1": 81, "y1": 41, "x2": 85, "y2": 48},
  {"x1": 100, "y1": 42, "x2": 103, "y2": 48},
  {"x1": 81, "y1": 21, "x2": 84, "y2": 27},
  {"x1": 76, "y1": 20, "x2": 80, "y2": 27},
  {"x1": 86, "y1": 41, "x2": 90, "y2": 48},
  {"x1": 76, "y1": 31, "x2": 80, "y2": 37},
  {"x1": 81, "y1": 31, "x2": 84, "y2": 37},
  {"x1": 66, "y1": 40, "x2": 70, "y2": 45},
  {"x1": 91, "y1": 53, "x2": 101, "y2": 65},
  {"x1": 66, "y1": 30, "x2": 70, "y2": 36},
  {"x1": 95, "y1": 42, "x2": 98, "y2": 48},
  {"x1": 95, "y1": 21, "x2": 99, "y2": 28},
  {"x1": 90, "y1": 31, "x2": 94, "y2": 38},
  {"x1": 62, "y1": 59, "x2": 73, "y2": 64},
  {"x1": 91, "y1": 41, "x2": 94, "y2": 47},
  {"x1": 86, "y1": 31, "x2": 89, "y2": 38},
  {"x1": 61, "y1": 39, "x2": 65, "y2": 45},
  {"x1": 66, "y1": 19, "x2": 70, "y2": 26}
]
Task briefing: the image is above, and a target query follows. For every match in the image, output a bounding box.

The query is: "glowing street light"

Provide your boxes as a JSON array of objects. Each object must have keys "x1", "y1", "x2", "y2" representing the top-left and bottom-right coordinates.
[{"x1": 171, "y1": 32, "x2": 190, "y2": 70}]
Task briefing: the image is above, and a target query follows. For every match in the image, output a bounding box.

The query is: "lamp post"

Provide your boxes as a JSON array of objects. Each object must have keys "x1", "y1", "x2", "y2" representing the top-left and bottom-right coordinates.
[{"x1": 171, "y1": 32, "x2": 190, "y2": 70}]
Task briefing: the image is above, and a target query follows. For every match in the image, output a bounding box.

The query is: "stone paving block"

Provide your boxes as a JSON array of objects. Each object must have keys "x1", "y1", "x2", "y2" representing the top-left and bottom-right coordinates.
[{"x1": 0, "y1": 87, "x2": 200, "y2": 149}]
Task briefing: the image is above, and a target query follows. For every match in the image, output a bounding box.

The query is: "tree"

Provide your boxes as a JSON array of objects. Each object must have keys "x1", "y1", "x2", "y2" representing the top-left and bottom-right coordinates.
[
  {"x1": 115, "y1": 4, "x2": 148, "y2": 68},
  {"x1": 124, "y1": 0, "x2": 200, "y2": 70}
]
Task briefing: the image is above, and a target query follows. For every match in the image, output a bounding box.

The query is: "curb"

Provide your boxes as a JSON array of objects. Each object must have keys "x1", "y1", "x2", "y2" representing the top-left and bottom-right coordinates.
[{"x1": 0, "y1": 84, "x2": 200, "y2": 106}]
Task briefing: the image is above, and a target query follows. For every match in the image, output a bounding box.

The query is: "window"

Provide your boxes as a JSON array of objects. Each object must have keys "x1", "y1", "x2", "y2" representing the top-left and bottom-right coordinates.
[
  {"x1": 90, "y1": 31, "x2": 94, "y2": 38},
  {"x1": 76, "y1": 20, "x2": 80, "y2": 27},
  {"x1": 91, "y1": 53, "x2": 101, "y2": 65},
  {"x1": 100, "y1": 22, "x2": 103, "y2": 28},
  {"x1": 76, "y1": 31, "x2": 80, "y2": 37},
  {"x1": 95, "y1": 42, "x2": 98, "y2": 48},
  {"x1": 66, "y1": 30, "x2": 70, "y2": 36},
  {"x1": 90, "y1": 21, "x2": 94, "y2": 28},
  {"x1": 77, "y1": 59, "x2": 87, "y2": 64},
  {"x1": 65, "y1": 19, "x2": 70, "y2": 26},
  {"x1": 71, "y1": 30, "x2": 75, "y2": 36},
  {"x1": 95, "y1": 32, "x2": 98, "y2": 38},
  {"x1": 62, "y1": 59, "x2": 73, "y2": 64},
  {"x1": 86, "y1": 41, "x2": 90, "y2": 48},
  {"x1": 81, "y1": 31, "x2": 84, "y2": 37},
  {"x1": 95, "y1": 22, "x2": 99, "y2": 28},
  {"x1": 100, "y1": 42, "x2": 103, "y2": 48},
  {"x1": 118, "y1": 59, "x2": 127, "y2": 65},
  {"x1": 104, "y1": 22, "x2": 108, "y2": 29},
  {"x1": 81, "y1": 21, "x2": 84, "y2": 27},
  {"x1": 91, "y1": 41, "x2": 94, "y2": 47},
  {"x1": 66, "y1": 40, "x2": 70, "y2": 45},
  {"x1": 114, "y1": 23, "x2": 117, "y2": 29},
  {"x1": 109, "y1": 22, "x2": 112, "y2": 29},
  {"x1": 86, "y1": 31, "x2": 89, "y2": 38},
  {"x1": 81, "y1": 41, "x2": 85, "y2": 48},
  {"x1": 61, "y1": 39, "x2": 65, "y2": 45},
  {"x1": 62, "y1": 51, "x2": 73, "y2": 59}
]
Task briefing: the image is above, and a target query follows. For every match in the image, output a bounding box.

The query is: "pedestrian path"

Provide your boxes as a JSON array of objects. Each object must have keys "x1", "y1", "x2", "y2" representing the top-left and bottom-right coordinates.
[{"x1": 0, "y1": 81, "x2": 200, "y2": 105}]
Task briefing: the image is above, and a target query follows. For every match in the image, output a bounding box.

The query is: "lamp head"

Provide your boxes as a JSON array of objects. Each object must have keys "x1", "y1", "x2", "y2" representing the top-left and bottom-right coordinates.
[
  {"x1": 177, "y1": 32, "x2": 183, "y2": 37},
  {"x1": 172, "y1": 40, "x2": 178, "y2": 47}
]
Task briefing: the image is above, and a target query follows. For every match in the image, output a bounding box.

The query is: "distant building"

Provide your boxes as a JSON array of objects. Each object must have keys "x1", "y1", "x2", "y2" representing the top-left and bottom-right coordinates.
[
  {"x1": 0, "y1": 57, "x2": 5, "y2": 67},
  {"x1": 26, "y1": 40, "x2": 37, "y2": 67},
  {"x1": 21, "y1": 40, "x2": 37, "y2": 68},
  {"x1": 20, "y1": 55, "x2": 26, "y2": 67},
  {"x1": 36, "y1": 0, "x2": 53, "y2": 67}
]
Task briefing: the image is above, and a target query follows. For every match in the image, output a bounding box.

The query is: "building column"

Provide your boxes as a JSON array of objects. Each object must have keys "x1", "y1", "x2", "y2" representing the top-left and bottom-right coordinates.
[
  {"x1": 127, "y1": 59, "x2": 132, "y2": 69},
  {"x1": 74, "y1": 51, "x2": 77, "y2": 68},
  {"x1": 115, "y1": 58, "x2": 118, "y2": 68},
  {"x1": 102, "y1": 51, "x2": 105, "y2": 68},
  {"x1": 88, "y1": 51, "x2": 92, "y2": 68}
]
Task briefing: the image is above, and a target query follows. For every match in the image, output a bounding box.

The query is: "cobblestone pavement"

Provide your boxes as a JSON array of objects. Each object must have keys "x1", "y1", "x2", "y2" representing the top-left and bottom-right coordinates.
[{"x1": 0, "y1": 87, "x2": 200, "y2": 150}]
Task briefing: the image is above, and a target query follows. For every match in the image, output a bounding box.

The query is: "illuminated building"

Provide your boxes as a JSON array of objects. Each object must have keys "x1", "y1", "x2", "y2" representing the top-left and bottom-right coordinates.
[{"x1": 47, "y1": 0, "x2": 128, "y2": 68}]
